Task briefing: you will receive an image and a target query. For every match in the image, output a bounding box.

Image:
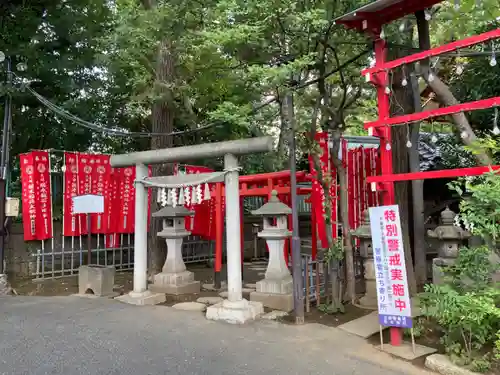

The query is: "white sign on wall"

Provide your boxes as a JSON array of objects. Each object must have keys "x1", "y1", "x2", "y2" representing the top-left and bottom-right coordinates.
[
  {"x1": 72, "y1": 194, "x2": 104, "y2": 214},
  {"x1": 369, "y1": 205, "x2": 412, "y2": 328}
]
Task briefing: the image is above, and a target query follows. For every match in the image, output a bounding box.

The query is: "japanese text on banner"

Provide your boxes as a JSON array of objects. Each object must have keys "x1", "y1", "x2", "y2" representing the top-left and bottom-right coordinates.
[
  {"x1": 20, "y1": 151, "x2": 53, "y2": 241},
  {"x1": 368, "y1": 205, "x2": 412, "y2": 328},
  {"x1": 63, "y1": 153, "x2": 80, "y2": 236}
]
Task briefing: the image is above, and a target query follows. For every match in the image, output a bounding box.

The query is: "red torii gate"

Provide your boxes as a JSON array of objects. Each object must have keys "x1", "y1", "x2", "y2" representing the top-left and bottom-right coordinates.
[
  {"x1": 336, "y1": 0, "x2": 500, "y2": 347},
  {"x1": 212, "y1": 170, "x2": 311, "y2": 287}
]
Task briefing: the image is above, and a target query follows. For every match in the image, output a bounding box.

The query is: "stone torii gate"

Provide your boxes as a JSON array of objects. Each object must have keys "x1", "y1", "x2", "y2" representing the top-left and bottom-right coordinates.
[{"x1": 110, "y1": 137, "x2": 273, "y2": 323}]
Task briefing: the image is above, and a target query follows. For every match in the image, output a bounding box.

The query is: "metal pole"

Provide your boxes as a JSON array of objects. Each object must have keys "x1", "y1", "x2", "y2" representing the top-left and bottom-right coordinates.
[
  {"x1": 0, "y1": 57, "x2": 12, "y2": 276},
  {"x1": 87, "y1": 214, "x2": 92, "y2": 265},
  {"x1": 285, "y1": 85, "x2": 304, "y2": 324}
]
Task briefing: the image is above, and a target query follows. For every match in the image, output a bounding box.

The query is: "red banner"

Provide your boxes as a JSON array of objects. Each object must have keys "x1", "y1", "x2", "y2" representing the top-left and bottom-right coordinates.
[
  {"x1": 91, "y1": 154, "x2": 111, "y2": 233},
  {"x1": 63, "y1": 153, "x2": 80, "y2": 236},
  {"x1": 182, "y1": 165, "x2": 216, "y2": 240},
  {"x1": 116, "y1": 166, "x2": 135, "y2": 233},
  {"x1": 20, "y1": 151, "x2": 53, "y2": 241},
  {"x1": 308, "y1": 133, "x2": 337, "y2": 248}
]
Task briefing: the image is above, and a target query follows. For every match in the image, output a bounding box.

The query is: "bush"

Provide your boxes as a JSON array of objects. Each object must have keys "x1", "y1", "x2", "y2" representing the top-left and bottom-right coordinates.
[
  {"x1": 420, "y1": 170, "x2": 500, "y2": 372},
  {"x1": 420, "y1": 246, "x2": 500, "y2": 371}
]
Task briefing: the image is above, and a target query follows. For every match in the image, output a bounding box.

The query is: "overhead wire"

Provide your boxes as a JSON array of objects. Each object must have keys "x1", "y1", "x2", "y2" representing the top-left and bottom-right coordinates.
[{"x1": 25, "y1": 85, "x2": 219, "y2": 138}]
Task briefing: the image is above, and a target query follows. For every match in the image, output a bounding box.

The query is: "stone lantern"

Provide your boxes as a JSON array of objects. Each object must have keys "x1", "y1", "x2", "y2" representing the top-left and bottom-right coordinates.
[
  {"x1": 149, "y1": 205, "x2": 201, "y2": 295},
  {"x1": 249, "y1": 190, "x2": 293, "y2": 312},
  {"x1": 427, "y1": 207, "x2": 471, "y2": 284},
  {"x1": 351, "y1": 210, "x2": 377, "y2": 309}
]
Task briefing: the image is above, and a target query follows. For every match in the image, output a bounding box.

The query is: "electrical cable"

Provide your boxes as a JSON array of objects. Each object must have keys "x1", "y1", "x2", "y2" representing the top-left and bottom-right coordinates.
[{"x1": 25, "y1": 85, "x2": 220, "y2": 138}]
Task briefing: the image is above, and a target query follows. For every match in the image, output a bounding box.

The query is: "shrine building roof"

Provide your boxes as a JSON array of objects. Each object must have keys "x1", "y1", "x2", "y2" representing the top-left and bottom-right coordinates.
[{"x1": 334, "y1": 0, "x2": 443, "y2": 31}]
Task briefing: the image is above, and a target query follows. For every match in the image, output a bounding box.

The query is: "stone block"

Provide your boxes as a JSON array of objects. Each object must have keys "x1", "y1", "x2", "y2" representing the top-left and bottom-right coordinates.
[
  {"x1": 78, "y1": 265, "x2": 115, "y2": 297},
  {"x1": 115, "y1": 290, "x2": 166, "y2": 306},
  {"x1": 378, "y1": 341, "x2": 437, "y2": 361},
  {"x1": 250, "y1": 291, "x2": 293, "y2": 312},
  {"x1": 206, "y1": 299, "x2": 263, "y2": 324},
  {"x1": 425, "y1": 354, "x2": 481, "y2": 375},
  {"x1": 149, "y1": 281, "x2": 200, "y2": 295},
  {"x1": 150, "y1": 270, "x2": 200, "y2": 295},
  {"x1": 154, "y1": 270, "x2": 194, "y2": 286},
  {"x1": 256, "y1": 277, "x2": 292, "y2": 294}
]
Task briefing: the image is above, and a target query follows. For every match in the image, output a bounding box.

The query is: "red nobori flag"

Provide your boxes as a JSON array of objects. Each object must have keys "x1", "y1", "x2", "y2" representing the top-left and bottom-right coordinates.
[
  {"x1": 20, "y1": 151, "x2": 53, "y2": 241},
  {"x1": 184, "y1": 165, "x2": 215, "y2": 240},
  {"x1": 63, "y1": 152, "x2": 80, "y2": 236},
  {"x1": 76, "y1": 153, "x2": 94, "y2": 234},
  {"x1": 147, "y1": 165, "x2": 152, "y2": 231},
  {"x1": 115, "y1": 166, "x2": 135, "y2": 233},
  {"x1": 105, "y1": 167, "x2": 121, "y2": 248},
  {"x1": 20, "y1": 153, "x2": 37, "y2": 241},
  {"x1": 90, "y1": 154, "x2": 111, "y2": 234},
  {"x1": 33, "y1": 151, "x2": 53, "y2": 240}
]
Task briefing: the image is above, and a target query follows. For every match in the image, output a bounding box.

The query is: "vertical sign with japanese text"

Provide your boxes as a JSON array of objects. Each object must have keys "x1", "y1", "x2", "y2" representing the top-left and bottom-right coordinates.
[
  {"x1": 20, "y1": 153, "x2": 37, "y2": 241},
  {"x1": 20, "y1": 151, "x2": 53, "y2": 241},
  {"x1": 369, "y1": 205, "x2": 412, "y2": 328},
  {"x1": 63, "y1": 152, "x2": 80, "y2": 236}
]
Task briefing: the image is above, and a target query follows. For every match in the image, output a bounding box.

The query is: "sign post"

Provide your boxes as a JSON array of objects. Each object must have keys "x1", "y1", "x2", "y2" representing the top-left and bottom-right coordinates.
[
  {"x1": 72, "y1": 194, "x2": 105, "y2": 265},
  {"x1": 369, "y1": 205, "x2": 412, "y2": 346}
]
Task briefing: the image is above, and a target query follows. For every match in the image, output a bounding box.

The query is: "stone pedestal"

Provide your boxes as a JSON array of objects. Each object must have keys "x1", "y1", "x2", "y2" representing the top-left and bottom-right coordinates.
[
  {"x1": 249, "y1": 191, "x2": 294, "y2": 312},
  {"x1": 149, "y1": 206, "x2": 200, "y2": 296},
  {"x1": 115, "y1": 290, "x2": 166, "y2": 306},
  {"x1": 149, "y1": 270, "x2": 200, "y2": 295},
  {"x1": 432, "y1": 257, "x2": 456, "y2": 285},
  {"x1": 358, "y1": 259, "x2": 378, "y2": 307},
  {"x1": 78, "y1": 265, "x2": 116, "y2": 297},
  {"x1": 250, "y1": 241, "x2": 294, "y2": 311},
  {"x1": 351, "y1": 210, "x2": 377, "y2": 309},
  {"x1": 206, "y1": 298, "x2": 264, "y2": 324}
]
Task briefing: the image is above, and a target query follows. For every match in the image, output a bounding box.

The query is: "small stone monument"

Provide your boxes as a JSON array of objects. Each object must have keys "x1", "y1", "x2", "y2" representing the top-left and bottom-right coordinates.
[
  {"x1": 149, "y1": 204, "x2": 201, "y2": 295},
  {"x1": 427, "y1": 207, "x2": 471, "y2": 285},
  {"x1": 351, "y1": 210, "x2": 377, "y2": 309},
  {"x1": 249, "y1": 190, "x2": 293, "y2": 312},
  {"x1": 78, "y1": 265, "x2": 116, "y2": 297}
]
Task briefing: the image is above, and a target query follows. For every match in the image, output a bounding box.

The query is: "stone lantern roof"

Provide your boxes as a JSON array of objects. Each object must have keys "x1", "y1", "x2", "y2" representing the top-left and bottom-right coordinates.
[
  {"x1": 351, "y1": 210, "x2": 372, "y2": 239},
  {"x1": 152, "y1": 205, "x2": 193, "y2": 218},
  {"x1": 251, "y1": 190, "x2": 291, "y2": 216},
  {"x1": 427, "y1": 207, "x2": 471, "y2": 240}
]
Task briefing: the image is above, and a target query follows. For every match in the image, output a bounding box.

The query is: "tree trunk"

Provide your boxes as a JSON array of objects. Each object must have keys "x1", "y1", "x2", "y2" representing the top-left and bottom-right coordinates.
[
  {"x1": 331, "y1": 128, "x2": 356, "y2": 304},
  {"x1": 389, "y1": 49, "x2": 418, "y2": 296},
  {"x1": 409, "y1": 73, "x2": 427, "y2": 286},
  {"x1": 148, "y1": 38, "x2": 175, "y2": 275},
  {"x1": 415, "y1": 11, "x2": 491, "y2": 166}
]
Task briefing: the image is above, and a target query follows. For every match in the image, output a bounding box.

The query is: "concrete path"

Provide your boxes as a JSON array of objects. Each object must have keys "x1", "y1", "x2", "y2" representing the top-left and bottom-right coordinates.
[{"x1": 0, "y1": 296, "x2": 433, "y2": 375}]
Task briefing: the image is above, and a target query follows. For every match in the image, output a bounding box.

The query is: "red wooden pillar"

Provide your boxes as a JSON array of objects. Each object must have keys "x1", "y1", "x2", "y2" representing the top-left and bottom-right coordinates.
[
  {"x1": 240, "y1": 197, "x2": 244, "y2": 263},
  {"x1": 374, "y1": 35, "x2": 400, "y2": 347},
  {"x1": 311, "y1": 205, "x2": 317, "y2": 260},
  {"x1": 214, "y1": 182, "x2": 223, "y2": 288}
]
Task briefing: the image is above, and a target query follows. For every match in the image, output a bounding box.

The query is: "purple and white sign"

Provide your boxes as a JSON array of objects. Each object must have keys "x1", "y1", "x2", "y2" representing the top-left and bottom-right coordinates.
[{"x1": 369, "y1": 205, "x2": 412, "y2": 328}]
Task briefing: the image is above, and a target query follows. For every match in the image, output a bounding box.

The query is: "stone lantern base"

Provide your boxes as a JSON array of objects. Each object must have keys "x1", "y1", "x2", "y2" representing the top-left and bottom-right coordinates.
[
  {"x1": 149, "y1": 270, "x2": 200, "y2": 295},
  {"x1": 432, "y1": 257, "x2": 456, "y2": 285},
  {"x1": 358, "y1": 259, "x2": 378, "y2": 309},
  {"x1": 250, "y1": 276, "x2": 293, "y2": 312},
  {"x1": 358, "y1": 279, "x2": 378, "y2": 308}
]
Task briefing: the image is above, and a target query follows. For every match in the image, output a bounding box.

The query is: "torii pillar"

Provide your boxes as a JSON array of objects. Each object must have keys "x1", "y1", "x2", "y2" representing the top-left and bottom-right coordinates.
[{"x1": 110, "y1": 137, "x2": 273, "y2": 323}]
